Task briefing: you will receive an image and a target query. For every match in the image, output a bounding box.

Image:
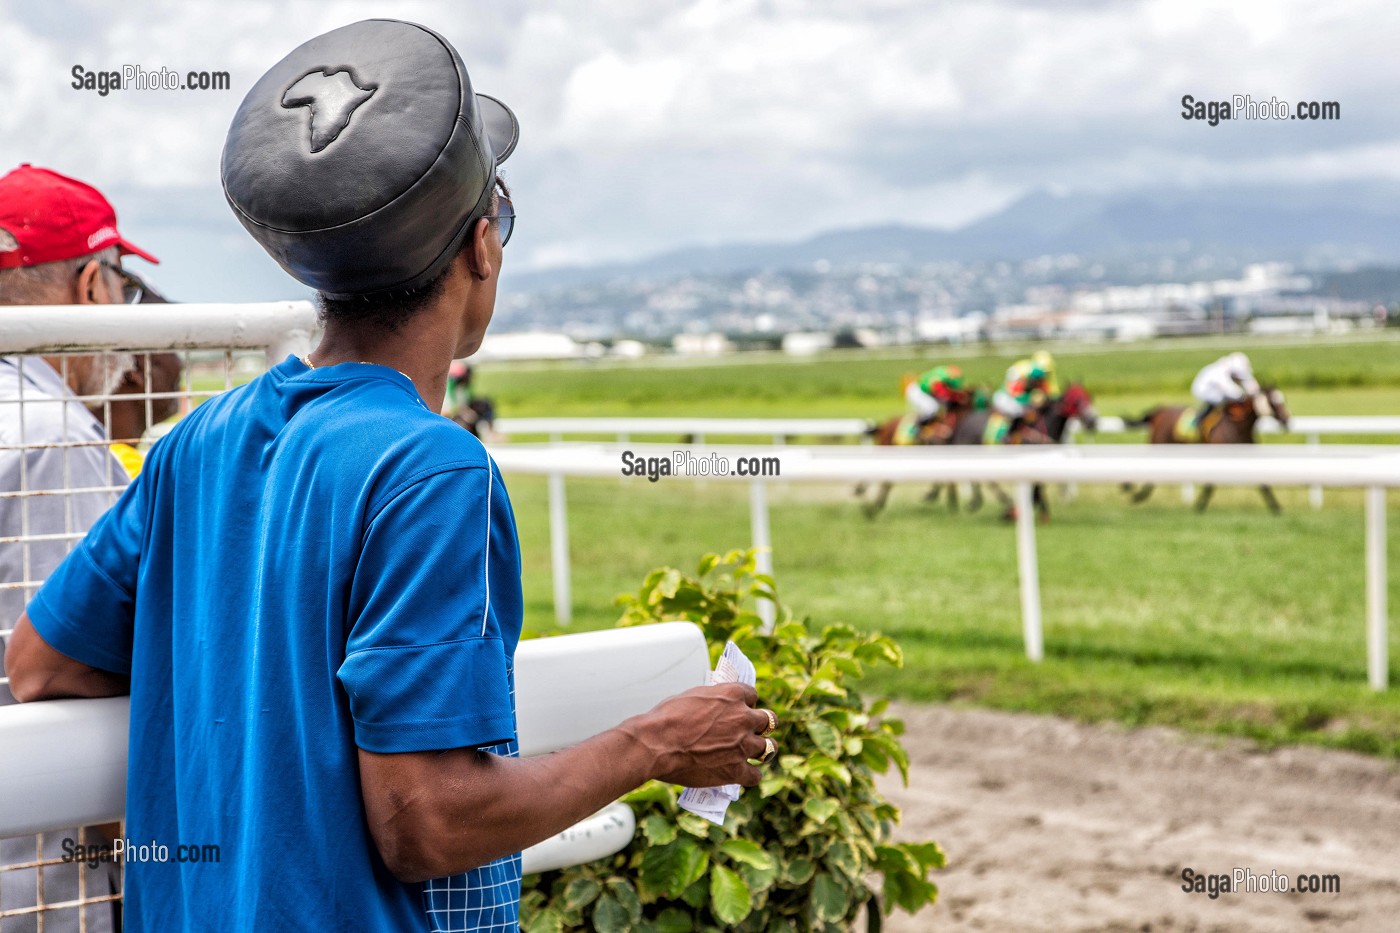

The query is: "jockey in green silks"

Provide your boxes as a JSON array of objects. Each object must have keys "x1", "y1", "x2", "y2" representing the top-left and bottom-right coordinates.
[{"x1": 984, "y1": 350, "x2": 1059, "y2": 444}]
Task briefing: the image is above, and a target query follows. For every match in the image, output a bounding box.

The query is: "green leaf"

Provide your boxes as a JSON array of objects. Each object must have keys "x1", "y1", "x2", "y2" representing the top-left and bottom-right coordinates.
[
  {"x1": 591, "y1": 893, "x2": 632, "y2": 933},
  {"x1": 758, "y1": 771, "x2": 787, "y2": 798},
  {"x1": 641, "y1": 813, "x2": 677, "y2": 846},
  {"x1": 677, "y1": 811, "x2": 717, "y2": 839},
  {"x1": 640, "y1": 838, "x2": 709, "y2": 899},
  {"x1": 522, "y1": 907, "x2": 564, "y2": 933},
  {"x1": 806, "y1": 755, "x2": 853, "y2": 786},
  {"x1": 738, "y1": 858, "x2": 780, "y2": 896},
  {"x1": 697, "y1": 552, "x2": 720, "y2": 576},
  {"x1": 805, "y1": 719, "x2": 843, "y2": 758},
  {"x1": 709, "y1": 864, "x2": 753, "y2": 926},
  {"x1": 811, "y1": 872, "x2": 850, "y2": 923},
  {"x1": 803, "y1": 678, "x2": 848, "y2": 700},
  {"x1": 718, "y1": 838, "x2": 776, "y2": 870},
  {"x1": 653, "y1": 907, "x2": 694, "y2": 933},
  {"x1": 902, "y1": 841, "x2": 948, "y2": 871},
  {"x1": 562, "y1": 877, "x2": 602, "y2": 911},
  {"x1": 680, "y1": 876, "x2": 709, "y2": 908},
  {"x1": 827, "y1": 839, "x2": 861, "y2": 880},
  {"x1": 803, "y1": 797, "x2": 840, "y2": 825},
  {"x1": 606, "y1": 879, "x2": 643, "y2": 925},
  {"x1": 783, "y1": 857, "x2": 816, "y2": 885},
  {"x1": 622, "y1": 781, "x2": 674, "y2": 805}
]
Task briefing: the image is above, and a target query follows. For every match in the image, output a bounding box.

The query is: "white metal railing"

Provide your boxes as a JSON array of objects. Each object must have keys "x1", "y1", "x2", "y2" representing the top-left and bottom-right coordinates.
[
  {"x1": 488, "y1": 442, "x2": 1396, "y2": 691},
  {"x1": 494, "y1": 414, "x2": 1400, "y2": 441},
  {"x1": 0, "y1": 623, "x2": 708, "y2": 874}
]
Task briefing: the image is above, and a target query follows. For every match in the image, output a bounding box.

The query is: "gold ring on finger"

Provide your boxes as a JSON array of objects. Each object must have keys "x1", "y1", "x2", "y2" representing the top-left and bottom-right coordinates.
[
  {"x1": 760, "y1": 709, "x2": 777, "y2": 737},
  {"x1": 758, "y1": 737, "x2": 778, "y2": 765}
]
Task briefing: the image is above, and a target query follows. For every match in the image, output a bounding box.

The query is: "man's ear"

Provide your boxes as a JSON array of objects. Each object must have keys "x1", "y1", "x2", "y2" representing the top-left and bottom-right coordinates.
[
  {"x1": 74, "y1": 259, "x2": 117, "y2": 305},
  {"x1": 464, "y1": 218, "x2": 494, "y2": 282}
]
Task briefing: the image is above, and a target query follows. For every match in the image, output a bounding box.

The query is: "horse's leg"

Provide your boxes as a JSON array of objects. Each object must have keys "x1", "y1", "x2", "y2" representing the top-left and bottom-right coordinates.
[
  {"x1": 1195, "y1": 484, "x2": 1215, "y2": 512},
  {"x1": 968, "y1": 483, "x2": 984, "y2": 512},
  {"x1": 1034, "y1": 483, "x2": 1049, "y2": 522},
  {"x1": 947, "y1": 483, "x2": 959, "y2": 513},
  {"x1": 1260, "y1": 485, "x2": 1282, "y2": 515},
  {"x1": 1130, "y1": 483, "x2": 1156, "y2": 504},
  {"x1": 854, "y1": 482, "x2": 867, "y2": 496},
  {"x1": 923, "y1": 483, "x2": 943, "y2": 503},
  {"x1": 863, "y1": 482, "x2": 893, "y2": 519}
]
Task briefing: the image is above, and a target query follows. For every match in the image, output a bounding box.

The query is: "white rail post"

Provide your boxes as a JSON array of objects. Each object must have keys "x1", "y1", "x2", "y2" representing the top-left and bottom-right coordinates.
[
  {"x1": 1062, "y1": 420, "x2": 1079, "y2": 502},
  {"x1": 549, "y1": 472, "x2": 572, "y2": 626},
  {"x1": 1014, "y1": 482, "x2": 1044, "y2": 662},
  {"x1": 1366, "y1": 486, "x2": 1387, "y2": 691},
  {"x1": 1309, "y1": 434, "x2": 1324, "y2": 510},
  {"x1": 750, "y1": 479, "x2": 775, "y2": 632}
]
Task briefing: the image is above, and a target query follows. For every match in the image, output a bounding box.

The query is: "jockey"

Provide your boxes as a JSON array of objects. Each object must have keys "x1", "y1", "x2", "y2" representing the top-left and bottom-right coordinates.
[
  {"x1": 444, "y1": 359, "x2": 474, "y2": 418},
  {"x1": 985, "y1": 350, "x2": 1058, "y2": 444},
  {"x1": 1190, "y1": 352, "x2": 1259, "y2": 424},
  {"x1": 905, "y1": 364, "x2": 969, "y2": 427}
]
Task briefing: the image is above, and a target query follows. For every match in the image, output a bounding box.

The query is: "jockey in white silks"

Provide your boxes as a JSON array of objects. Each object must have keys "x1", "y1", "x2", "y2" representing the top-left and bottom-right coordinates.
[{"x1": 1190, "y1": 352, "x2": 1259, "y2": 423}]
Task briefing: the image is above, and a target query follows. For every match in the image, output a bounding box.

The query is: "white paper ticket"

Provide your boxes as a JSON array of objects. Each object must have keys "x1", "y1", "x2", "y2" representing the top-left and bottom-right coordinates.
[{"x1": 678, "y1": 641, "x2": 756, "y2": 825}]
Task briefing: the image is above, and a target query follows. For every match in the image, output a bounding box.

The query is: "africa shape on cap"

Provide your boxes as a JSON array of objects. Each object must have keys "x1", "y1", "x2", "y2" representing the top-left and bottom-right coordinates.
[{"x1": 221, "y1": 19, "x2": 518, "y2": 298}]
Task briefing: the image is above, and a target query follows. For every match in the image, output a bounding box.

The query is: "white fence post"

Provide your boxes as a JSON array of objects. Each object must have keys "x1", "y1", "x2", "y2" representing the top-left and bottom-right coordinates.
[
  {"x1": 548, "y1": 472, "x2": 572, "y2": 626},
  {"x1": 1366, "y1": 486, "x2": 1388, "y2": 691},
  {"x1": 1309, "y1": 433, "x2": 1324, "y2": 509},
  {"x1": 1014, "y1": 482, "x2": 1044, "y2": 662},
  {"x1": 750, "y1": 479, "x2": 775, "y2": 632}
]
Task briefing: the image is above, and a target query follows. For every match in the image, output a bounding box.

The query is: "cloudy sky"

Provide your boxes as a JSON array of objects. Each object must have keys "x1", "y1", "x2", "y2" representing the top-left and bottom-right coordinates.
[{"x1": 1, "y1": 0, "x2": 1396, "y2": 302}]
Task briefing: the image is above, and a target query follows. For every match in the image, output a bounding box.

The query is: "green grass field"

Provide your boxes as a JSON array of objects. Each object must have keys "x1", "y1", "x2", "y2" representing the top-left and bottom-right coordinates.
[{"x1": 482, "y1": 334, "x2": 1400, "y2": 757}]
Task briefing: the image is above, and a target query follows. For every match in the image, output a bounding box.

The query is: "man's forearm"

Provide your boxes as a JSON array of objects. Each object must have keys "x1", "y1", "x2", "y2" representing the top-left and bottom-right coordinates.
[
  {"x1": 5, "y1": 612, "x2": 130, "y2": 702},
  {"x1": 360, "y1": 682, "x2": 770, "y2": 883},
  {"x1": 362, "y1": 714, "x2": 662, "y2": 882}
]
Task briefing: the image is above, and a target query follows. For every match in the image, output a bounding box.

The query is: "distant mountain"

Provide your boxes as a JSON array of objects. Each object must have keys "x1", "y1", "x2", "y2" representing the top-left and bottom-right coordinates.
[{"x1": 509, "y1": 182, "x2": 1400, "y2": 292}]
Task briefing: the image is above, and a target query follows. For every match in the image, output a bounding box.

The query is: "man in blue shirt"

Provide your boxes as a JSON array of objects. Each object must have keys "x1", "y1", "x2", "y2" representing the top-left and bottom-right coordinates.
[{"x1": 5, "y1": 20, "x2": 778, "y2": 932}]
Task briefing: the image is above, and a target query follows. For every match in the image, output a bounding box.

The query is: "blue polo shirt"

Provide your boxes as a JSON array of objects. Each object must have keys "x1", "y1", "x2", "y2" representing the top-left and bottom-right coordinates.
[{"x1": 27, "y1": 357, "x2": 524, "y2": 932}]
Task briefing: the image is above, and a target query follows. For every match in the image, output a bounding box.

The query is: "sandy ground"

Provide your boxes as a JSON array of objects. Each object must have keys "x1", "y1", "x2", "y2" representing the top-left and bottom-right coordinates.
[{"x1": 877, "y1": 705, "x2": 1400, "y2": 932}]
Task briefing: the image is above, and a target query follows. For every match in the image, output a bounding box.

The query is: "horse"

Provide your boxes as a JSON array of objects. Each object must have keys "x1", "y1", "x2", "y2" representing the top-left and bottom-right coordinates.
[
  {"x1": 449, "y1": 396, "x2": 497, "y2": 440},
  {"x1": 1119, "y1": 385, "x2": 1289, "y2": 513},
  {"x1": 859, "y1": 383, "x2": 1098, "y2": 519}
]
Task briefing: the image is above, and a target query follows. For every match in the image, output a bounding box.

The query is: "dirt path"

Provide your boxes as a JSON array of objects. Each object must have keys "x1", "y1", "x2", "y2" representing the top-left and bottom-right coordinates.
[{"x1": 877, "y1": 705, "x2": 1400, "y2": 932}]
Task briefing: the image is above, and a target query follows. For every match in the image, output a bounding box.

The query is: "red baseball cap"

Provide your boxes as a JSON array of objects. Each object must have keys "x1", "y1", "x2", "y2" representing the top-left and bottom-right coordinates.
[{"x1": 0, "y1": 164, "x2": 158, "y2": 270}]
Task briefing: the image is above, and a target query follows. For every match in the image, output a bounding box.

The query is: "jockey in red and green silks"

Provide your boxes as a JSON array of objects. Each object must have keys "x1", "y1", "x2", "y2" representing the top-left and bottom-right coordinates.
[
  {"x1": 905, "y1": 364, "x2": 970, "y2": 426},
  {"x1": 984, "y1": 350, "x2": 1059, "y2": 444}
]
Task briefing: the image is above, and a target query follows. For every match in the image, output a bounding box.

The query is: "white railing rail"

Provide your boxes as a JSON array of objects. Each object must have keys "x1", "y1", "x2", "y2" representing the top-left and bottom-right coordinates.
[
  {"x1": 0, "y1": 301, "x2": 319, "y2": 361},
  {"x1": 489, "y1": 442, "x2": 1396, "y2": 691},
  {"x1": 0, "y1": 623, "x2": 708, "y2": 870},
  {"x1": 494, "y1": 414, "x2": 1400, "y2": 441}
]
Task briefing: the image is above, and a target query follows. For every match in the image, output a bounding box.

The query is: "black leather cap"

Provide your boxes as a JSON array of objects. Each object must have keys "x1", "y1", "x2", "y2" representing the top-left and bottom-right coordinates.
[{"x1": 221, "y1": 19, "x2": 518, "y2": 299}]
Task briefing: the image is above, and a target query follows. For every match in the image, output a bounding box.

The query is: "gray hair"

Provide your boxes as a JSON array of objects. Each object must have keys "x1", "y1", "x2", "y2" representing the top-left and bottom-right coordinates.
[{"x1": 0, "y1": 247, "x2": 120, "y2": 305}]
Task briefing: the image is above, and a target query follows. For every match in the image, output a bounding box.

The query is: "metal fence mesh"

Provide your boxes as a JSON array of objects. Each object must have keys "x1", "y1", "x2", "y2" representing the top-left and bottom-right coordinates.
[{"x1": 0, "y1": 347, "x2": 269, "y2": 930}]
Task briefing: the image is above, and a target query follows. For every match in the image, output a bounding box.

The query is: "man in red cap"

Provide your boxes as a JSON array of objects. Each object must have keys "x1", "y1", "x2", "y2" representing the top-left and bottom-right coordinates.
[{"x1": 0, "y1": 164, "x2": 159, "y2": 933}]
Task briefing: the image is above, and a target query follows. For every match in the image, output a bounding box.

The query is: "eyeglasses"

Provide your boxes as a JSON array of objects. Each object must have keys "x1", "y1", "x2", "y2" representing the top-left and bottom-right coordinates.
[
  {"x1": 486, "y1": 193, "x2": 515, "y2": 247},
  {"x1": 99, "y1": 260, "x2": 146, "y2": 304}
]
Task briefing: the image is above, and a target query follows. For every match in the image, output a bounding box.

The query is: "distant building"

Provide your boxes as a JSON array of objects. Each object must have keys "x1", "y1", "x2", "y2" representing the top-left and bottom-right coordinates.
[
  {"x1": 671, "y1": 333, "x2": 733, "y2": 357},
  {"x1": 475, "y1": 332, "x2": 585, "y2": 362},
  {"x1": 781, "y1": 332, "x2": 834, "y2": 356}
]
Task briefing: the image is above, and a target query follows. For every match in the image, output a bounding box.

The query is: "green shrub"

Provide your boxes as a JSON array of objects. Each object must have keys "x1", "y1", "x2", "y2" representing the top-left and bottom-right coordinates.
[{"x1": 519, "y1": 549, "x2": 944, "y2": 932}]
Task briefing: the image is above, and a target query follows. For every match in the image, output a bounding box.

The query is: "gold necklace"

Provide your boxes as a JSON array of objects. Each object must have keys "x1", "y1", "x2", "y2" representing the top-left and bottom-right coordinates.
[{"x1": 302, "y1": 355, "x2": 413, "y2": 382}]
